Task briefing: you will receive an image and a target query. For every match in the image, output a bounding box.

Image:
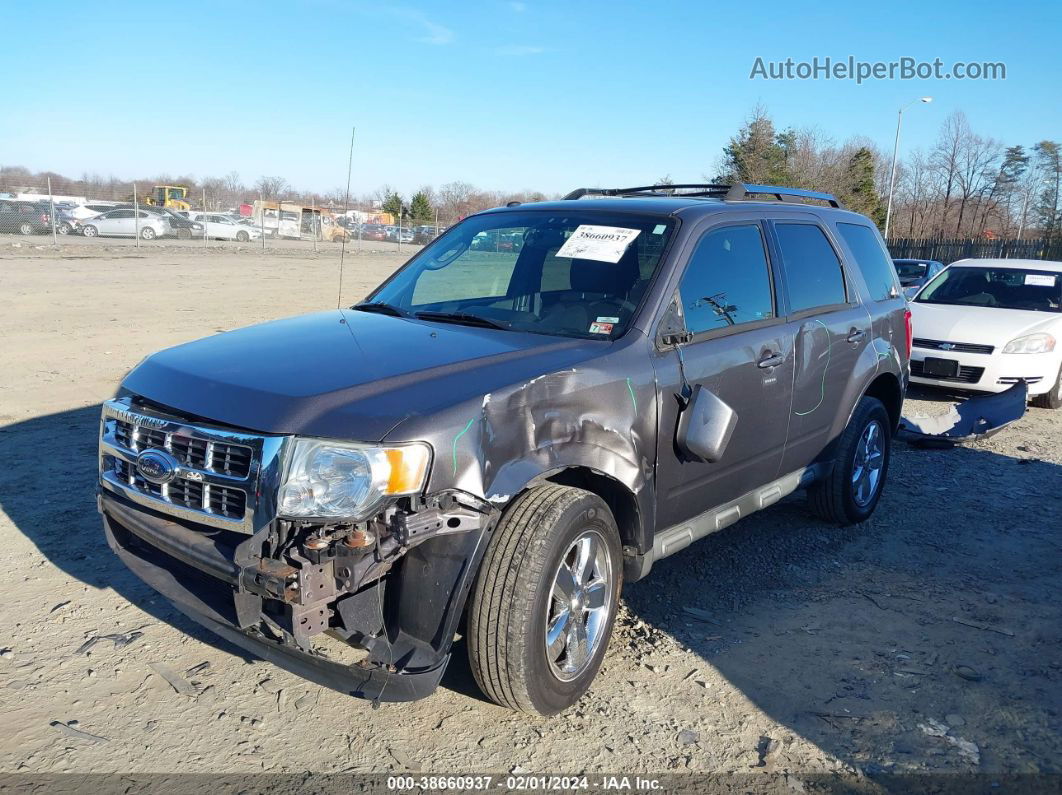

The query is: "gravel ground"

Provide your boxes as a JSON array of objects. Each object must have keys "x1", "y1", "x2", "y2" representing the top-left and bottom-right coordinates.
[{"x1": 1, "y1": 239, "x2": 1060, "y2": 780}]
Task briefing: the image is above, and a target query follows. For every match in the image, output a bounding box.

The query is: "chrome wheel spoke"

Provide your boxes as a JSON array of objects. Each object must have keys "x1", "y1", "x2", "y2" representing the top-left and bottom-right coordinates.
[
  {"x1": 584, "y1": 581, "x2": 607, "y2": 610},
  {"x1": 566, "y1": 615, "x2": 589, "y2": 670},
  {"x1": 546, "y1": 609, "x2": 570, "y2": 661},
  {"x1": 572, "y1": 535, "x2": 597, "y2": 585},
  {"x1": 552, "y1": 564, "x2": 577, "y2": 601}
]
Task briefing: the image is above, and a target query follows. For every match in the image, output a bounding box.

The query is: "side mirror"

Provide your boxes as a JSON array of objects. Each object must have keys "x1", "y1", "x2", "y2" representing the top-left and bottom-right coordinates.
[{"x1": 675, "y1": 384, "x2": 738, "y2": 464}]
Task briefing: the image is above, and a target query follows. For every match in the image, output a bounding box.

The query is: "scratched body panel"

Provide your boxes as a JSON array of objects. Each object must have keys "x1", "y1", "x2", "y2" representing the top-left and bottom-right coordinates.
[{"x1": 387, "y1": 334, "x2": 659, "y2": 551}]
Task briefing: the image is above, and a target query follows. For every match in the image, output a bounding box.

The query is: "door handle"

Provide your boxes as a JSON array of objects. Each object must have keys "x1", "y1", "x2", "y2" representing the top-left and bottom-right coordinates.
[
  {"x1": 847, "y1": 328, "x2": 866, "y2": 344},
  {"x1": 757, "y1": 350, "x2": 784, "y2": 369}
]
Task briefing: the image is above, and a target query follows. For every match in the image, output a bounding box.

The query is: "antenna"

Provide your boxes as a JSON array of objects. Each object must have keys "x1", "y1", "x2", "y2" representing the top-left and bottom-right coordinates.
[{"x1": 337, "y1": 125, "x2": 356, "y2": 308}]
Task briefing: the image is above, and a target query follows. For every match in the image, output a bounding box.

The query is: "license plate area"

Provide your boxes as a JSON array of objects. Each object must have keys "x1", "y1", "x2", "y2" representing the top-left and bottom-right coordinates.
[{"x1": 923, "y1": 357, "x2": 959, "y2": 378}]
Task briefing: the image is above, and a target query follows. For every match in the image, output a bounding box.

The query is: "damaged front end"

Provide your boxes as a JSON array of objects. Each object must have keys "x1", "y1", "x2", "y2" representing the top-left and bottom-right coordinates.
[{"x1": 98, "y1": 397, "x2": 496, "y2": 702}]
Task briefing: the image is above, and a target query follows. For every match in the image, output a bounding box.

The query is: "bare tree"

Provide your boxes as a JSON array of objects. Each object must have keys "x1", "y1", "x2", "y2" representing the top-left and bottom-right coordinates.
[{"x1": 254, "y1": 176, "x2": 289, "y2": 199}]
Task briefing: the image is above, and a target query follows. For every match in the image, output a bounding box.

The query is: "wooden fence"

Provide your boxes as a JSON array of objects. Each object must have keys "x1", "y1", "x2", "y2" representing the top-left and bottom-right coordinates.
[{"x1": 885, "y1": 237, "x2": 1062, "y2": 264}]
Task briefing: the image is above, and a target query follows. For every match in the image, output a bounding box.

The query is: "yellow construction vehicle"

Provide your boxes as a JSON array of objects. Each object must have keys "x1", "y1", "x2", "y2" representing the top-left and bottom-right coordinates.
[{"x1": 144, "y1": 185, "x2": 191, "y2": 211}]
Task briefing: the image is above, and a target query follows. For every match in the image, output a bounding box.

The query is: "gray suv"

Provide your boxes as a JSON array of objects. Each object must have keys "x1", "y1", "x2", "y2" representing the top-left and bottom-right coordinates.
[{"x1": 98, "y1": 183, "x2": 909, "y2": 715}]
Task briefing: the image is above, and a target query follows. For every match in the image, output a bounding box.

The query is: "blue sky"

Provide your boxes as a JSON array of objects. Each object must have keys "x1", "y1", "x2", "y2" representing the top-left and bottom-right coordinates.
[{"x1": 3, "y1": 1, "x2": 1059, "y2": 196}]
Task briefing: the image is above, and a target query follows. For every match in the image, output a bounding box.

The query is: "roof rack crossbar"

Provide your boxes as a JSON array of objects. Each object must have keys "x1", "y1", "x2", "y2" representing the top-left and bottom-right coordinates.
[
  {"x1": 564, "y1": 182, "x2": 845, "y2": 209},
  {"x1": 563, "y1": 184, "x2": 731, "y2": 200},
  {"x1": 728, "y1": 183, "x2": 844, "y2": 208}
]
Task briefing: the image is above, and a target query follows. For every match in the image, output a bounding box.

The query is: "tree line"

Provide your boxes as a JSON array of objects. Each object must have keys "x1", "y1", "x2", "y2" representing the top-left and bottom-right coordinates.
[
  {"x1": 3, "y1": 107, "x2": 1058, "y2": 240},
  {"x1": 714, "y1": 106, "x2": 1061, "y2": 242}
]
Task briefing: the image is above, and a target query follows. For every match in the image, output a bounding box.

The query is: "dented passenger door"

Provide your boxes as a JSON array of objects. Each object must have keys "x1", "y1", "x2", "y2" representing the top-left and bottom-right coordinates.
[{"x1": 651, "y1": 219, "x2": 795, "y2": 531}]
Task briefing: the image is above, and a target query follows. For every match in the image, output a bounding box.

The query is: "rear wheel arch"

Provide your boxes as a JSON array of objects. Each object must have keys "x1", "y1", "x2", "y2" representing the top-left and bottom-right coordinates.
[{"x1": 862, "y1": 372, "x2": 903, "y2": 432}]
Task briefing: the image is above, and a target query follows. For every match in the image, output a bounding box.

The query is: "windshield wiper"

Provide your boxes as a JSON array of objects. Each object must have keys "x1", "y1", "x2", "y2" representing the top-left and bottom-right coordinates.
[
  {"x1": 352, "y1": 301, "x2": 412, "y2": 317},
  {"x1": 414, "y1": 310, "x2": 510, "y2": 330}
]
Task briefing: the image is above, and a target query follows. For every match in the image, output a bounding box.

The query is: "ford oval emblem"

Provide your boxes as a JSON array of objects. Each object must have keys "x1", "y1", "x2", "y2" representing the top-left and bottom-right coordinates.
[{"x1": 136, "y1": 449, "x2": 178, "y2": 485}]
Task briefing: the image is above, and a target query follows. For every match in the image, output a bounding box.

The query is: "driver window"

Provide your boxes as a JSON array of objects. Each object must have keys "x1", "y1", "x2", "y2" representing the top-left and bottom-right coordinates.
[{"x1": 678, "y1": 224, "x2": 775, "y2": 334}]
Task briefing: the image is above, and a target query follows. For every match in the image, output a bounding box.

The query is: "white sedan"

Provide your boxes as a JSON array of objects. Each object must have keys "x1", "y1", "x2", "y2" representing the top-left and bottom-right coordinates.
[
  {"x1": 908, "y1": 258, "x2": 1062, "y2": 409},
  {"x1": 188, "y1": 212, "x2": 262, "y2": 242}
]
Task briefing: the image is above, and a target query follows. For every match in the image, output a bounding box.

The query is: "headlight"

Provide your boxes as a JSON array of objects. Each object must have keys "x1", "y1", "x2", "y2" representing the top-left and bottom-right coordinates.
[
  {"x1": 278, "y1": 439, "x2": 431, "y2": 520},
  {"x1": 1002, "y1": 333, "x2": 1056, "y2": 354}
]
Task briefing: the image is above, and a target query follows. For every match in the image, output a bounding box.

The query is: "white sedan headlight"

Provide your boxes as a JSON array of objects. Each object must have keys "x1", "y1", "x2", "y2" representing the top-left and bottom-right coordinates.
[
  {"x1": 1002, "y1": 333, "x2": 1056, "y2": 354},
  {"x1": 278, "y1": 439, "x2": 431, "y2": 520}
]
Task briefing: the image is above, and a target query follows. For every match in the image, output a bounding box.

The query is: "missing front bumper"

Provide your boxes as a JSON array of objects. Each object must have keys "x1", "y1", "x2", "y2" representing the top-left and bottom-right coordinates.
[{"x1": 100, "y1": 491, "x2": 492, "y2": 703}]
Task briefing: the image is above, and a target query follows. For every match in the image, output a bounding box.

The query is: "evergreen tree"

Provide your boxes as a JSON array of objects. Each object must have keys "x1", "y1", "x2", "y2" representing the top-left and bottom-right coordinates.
[
  {"x1": 409, "y1": 191, "x2": 433, "y2": 223},
  {"x1": 720, "y1": 108, "x2": 792, "y2": 184},
  {"x1": 844, "y1": 147, "x2": 884, "y2": 227},
  {"x1": 381, "y1": 192, "x2": 403, "y2": 221}
]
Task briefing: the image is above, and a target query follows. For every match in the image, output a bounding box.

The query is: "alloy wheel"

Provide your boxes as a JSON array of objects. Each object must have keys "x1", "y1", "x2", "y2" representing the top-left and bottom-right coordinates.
[{"x1": 545, "y1": 529, "x2": 613, "y2": 681}]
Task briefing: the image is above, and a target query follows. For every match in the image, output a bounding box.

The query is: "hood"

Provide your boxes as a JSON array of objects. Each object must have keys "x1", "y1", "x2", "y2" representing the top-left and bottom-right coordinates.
[
  {"x1": 122, "y1": 309, "x2": 608, "y2": 440},
  {"x1": 909, "y1": 302, "x2": 1060, "y2": 345}
]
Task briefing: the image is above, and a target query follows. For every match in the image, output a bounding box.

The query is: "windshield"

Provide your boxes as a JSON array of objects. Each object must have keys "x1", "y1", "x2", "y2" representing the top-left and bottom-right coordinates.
[
  {"x1": 915, "y1": 266, "x2": 1061, "y2": 313},
  {"x1": 895, "y1": 261, "x2": 928, "y2": 279},
  {"x1": 366, "y1": 210, "x2": 676, "y2": 338}
]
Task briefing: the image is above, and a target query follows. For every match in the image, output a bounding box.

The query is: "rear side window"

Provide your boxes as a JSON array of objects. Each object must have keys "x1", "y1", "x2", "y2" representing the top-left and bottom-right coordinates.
[
  {"x1": 836, "y1": 223, "x2": 898, "y2": 300},
  {"x1": 678, "y1": 224, "x2": 775, "y2": 333},
  {"x1": 774, "y1": 223, "x2": 847, "y2": 312}
]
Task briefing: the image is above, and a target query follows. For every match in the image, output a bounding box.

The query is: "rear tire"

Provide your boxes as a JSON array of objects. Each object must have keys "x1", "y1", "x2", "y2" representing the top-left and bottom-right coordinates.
[
  {"x1": 808, "y1": 396, "x2": 891, "y2": 524},
  {"x1": 82, "y1": 225, "x2": 98, "y2": 237},
  {"x1": 1031, "y1": 365, "x2": 1062, "y2": 410},
  {"x1": 236, "y1": 230, "x2": 250, "y2": 242},
  {"x1": 467, "y1": 485, "x2": 622, "y2": 715},
  {"x1": 140, "y1": 226, "x2": 156, "y2": 240}
]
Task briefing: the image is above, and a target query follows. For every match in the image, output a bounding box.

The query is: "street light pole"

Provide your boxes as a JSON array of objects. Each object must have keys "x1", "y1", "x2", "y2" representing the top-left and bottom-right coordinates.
[{"x1": 884, "y1": 96, "x2": 933, "y2": 240}]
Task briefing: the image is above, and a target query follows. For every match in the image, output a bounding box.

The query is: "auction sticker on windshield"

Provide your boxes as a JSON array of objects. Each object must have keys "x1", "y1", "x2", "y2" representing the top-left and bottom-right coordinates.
[
  {"x1": 1025, "y1": 273, "x2": 1057, "y2": 287},
  {"x1": 556, "y1": 225, "x2": 641, "y2": 263}
]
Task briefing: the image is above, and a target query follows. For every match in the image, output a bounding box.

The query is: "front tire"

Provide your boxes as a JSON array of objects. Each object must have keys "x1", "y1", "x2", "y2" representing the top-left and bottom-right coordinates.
[
  {"x1": 82, "y1": 225, "x2": 98, "y2": 237},
  {"x1": 807, "y1": 396, "x2": 891, "y2": 524},
  {"x1": 1031, "y1": 365, "x2": 1062, "y2": 410},
  {"x1": 236, "y1": 230, "x2": 250, "y2": 242},
  {"x1": 467, "y1": 485, "x2": 622, "y2": 715}
]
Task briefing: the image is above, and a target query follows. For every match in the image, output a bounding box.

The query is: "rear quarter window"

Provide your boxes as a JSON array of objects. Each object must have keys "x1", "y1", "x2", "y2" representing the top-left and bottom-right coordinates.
[{"x1": 836, "y1": 222, "x2": 899, "y2": 301}]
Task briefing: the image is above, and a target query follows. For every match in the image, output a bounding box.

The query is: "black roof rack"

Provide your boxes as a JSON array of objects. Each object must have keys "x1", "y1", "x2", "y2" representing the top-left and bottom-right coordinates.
[{"x1": 563, "y1": 182, "x2": 845, "y2": 209}]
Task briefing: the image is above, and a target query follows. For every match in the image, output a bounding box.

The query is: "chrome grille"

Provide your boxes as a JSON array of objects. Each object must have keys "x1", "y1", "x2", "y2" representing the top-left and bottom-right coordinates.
[
  {"x1": 98, "y1": 398, "x2": 286, "y2": 532},
  {"x1": 113, "y1": 417, "x2": 252, "y2": 477},
  {"x1": 913, "y1": 337, "x2": 995, "y2": 355}
]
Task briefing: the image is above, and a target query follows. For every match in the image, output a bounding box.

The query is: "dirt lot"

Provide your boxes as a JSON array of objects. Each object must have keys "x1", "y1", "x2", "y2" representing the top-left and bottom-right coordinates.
[{"x1": 1, "y1": 238, "x2": 1060, "y2": 780}]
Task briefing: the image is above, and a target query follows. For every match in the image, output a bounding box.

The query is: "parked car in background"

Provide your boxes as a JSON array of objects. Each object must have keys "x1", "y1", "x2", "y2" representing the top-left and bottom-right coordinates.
[
  {"x1": 909, "y1": 258, "x2": 1062, "y2": 408},
  {"x1": 361, "y1": 223, "x2": 388, "y2": 241},
  {"x1": 81, "y1": 209, "x2": 170, "y2": 240},
  {"x1": 0, "y1": 200, "x2": 53, "y2": 234},
  {"x1": 56, "y1": 209, "x2": 83, "y2": 235},
  {"x1": 413, "y1": 224, "x2": 439, "y2": 244},
  {"x1": 188, "y1": 212, "x2": 262, "y2": 242},
  {"x1": 893, "y1": 258, "x2": 945, "y2": 298},
  {"x1": 82, "y1": 202, "x2": 121, "y2": 217},
  {"x1": 396, "y1": 227, "x2": 415, "y2": 244},
  {"x1": 237, "y1": 217, "x2": 275, "y2": 238},
  {"x1": 108, "y1": 204, "x2": 203, "y2": 238}
]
